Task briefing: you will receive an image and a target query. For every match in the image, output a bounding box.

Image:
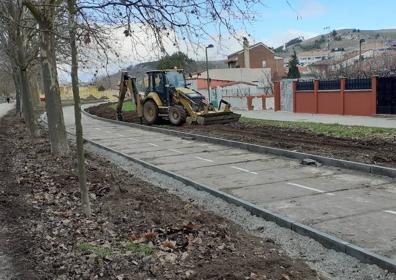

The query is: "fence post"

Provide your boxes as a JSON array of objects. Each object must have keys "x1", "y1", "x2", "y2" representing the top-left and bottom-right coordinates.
[
  {"x1": 292, "y1": 80, "x2": 297, "y2": 113},
  {"x1": 314, "y1": 79, "x2": 319, "y2": 114},
  {"x1": 274, "y1": 81, "x2": 281, "y2": 111},
  {"x1": 262, "y1": 96, "x2": 266, "y2": 110},
  {"x1": 372, "y1": 76, "x2": 377, "y2": 115},
  {"x1": 340, "y1": 77, "x2": 346, "y2": 115}
]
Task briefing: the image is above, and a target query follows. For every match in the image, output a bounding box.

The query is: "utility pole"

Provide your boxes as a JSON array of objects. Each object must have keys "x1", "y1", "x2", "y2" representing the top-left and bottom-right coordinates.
[{"x1": 205, "y1": 44, "x2": 214, "y2": 102}]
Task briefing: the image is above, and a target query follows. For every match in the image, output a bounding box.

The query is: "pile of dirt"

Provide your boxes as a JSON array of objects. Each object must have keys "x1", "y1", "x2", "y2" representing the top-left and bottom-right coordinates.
[
  {"x1": 0, "y1": 114, "x2": 318, "y2": 279},
  {"x1": 86, "y1": 103, "x2": 142, "y2": 123},
  {"x1": 86, "y1": 103, "x2": 396, "y2": 167}
]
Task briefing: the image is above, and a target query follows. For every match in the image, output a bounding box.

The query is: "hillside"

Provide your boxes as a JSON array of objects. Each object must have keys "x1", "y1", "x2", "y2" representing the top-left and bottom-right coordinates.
[
  {"x1": 278, "y1": 28, "x2": 396, "y2": 56},
  {"x1": 94, "y1": 60, "x2": 227, "y2": 90}
]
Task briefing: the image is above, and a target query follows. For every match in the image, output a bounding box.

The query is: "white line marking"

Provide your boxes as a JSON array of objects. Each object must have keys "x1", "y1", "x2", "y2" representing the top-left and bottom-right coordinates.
[
  {"x1": 118, "y1": 134, "x2": 125, "y2": 137},
  {"x1": 230, "y1": 166, "x2": 250, "y2": 172},
  {"x1": 287, "y1": 183, "x2": 335, "y2": 196},
  {"x1": 148, "y1": 143, "x2": 159, "y2": 147},
  {"x1": 95, "y1": 128, "x2": 101, "y2": 131},
  {"x1": 384, "y1": 210, "x2": 396, "y2": 216},
  {"x1": 168, "y1": 149, "x2": 183, "y2": 154},
  {"x1": 229, "y1": 166, "x2": 258, "y2": 175},
  {"x1": 195, "y1": 156, "x2": 214, "y2": 163}
]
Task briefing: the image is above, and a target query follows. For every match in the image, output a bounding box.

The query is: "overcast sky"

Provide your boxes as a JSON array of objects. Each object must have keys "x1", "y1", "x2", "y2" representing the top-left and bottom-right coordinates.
[{"x1": 67, "y1": 0, "x2": 396, "y2": 83}]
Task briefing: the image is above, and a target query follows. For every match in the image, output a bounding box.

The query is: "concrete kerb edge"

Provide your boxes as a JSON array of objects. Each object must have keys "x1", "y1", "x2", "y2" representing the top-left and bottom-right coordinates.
[
  {"x1": 83, "y1": 136, "x2": 396, "y2": 274},
  {"x1": 81, "y1": 107, "x2": 396, "y2": 178}
]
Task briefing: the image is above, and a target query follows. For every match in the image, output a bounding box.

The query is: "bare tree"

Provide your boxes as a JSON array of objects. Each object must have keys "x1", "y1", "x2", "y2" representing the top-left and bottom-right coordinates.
[
  {"x1": 23, "y1": 0, "x2": 70, "y2": 155},
  {"x1": 66, "y1": 0, "x2": 91, "y2": 216},
  {"x1": 0, "y1": 0, "x2": 39, "y2": 136}
]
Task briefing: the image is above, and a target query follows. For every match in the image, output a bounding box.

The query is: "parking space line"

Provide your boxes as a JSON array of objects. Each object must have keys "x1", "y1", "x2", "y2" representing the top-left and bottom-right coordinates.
[
  {"x1": 195, "y1": 156, "x2": 214, "y2": 163},
  {"x1": 148, "y1": 143, "x2": 159, "y2": 147},
  {"x1": 230, "y1": 166, "x2": 258, "y2": 175},
  {"x1": 95, "y1": 128, "x2": 102, "y2": 131},
  {"x1": 168, "y1": 149, "x2": 183, "y2": 154},
  {"x1": 384, "y1": 210, "x2": 396, "y2": 216},
  {"x1": 287, "y1": 182, "x2": 335, "y2": 196}
]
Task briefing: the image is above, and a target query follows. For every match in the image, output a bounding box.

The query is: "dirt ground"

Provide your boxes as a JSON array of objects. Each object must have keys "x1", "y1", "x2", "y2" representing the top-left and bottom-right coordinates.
[
  {"x1": 87, "y1": 103, "x2": 396, "y2": 167},
  {"x1": 0, "y1": 114, "x2": 318, "y2": 279}
]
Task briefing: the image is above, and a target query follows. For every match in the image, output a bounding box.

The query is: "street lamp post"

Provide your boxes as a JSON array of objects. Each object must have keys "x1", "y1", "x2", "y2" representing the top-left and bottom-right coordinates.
[
  {"x1": 205, "y1": 44, "x2": 214, "y2": 102},
  {"x1": 359, "y1": 39, "x2": 365, "y2": 61},
  {"x1": 359, "y1": 39, "x2": 365, "y2": 71}
]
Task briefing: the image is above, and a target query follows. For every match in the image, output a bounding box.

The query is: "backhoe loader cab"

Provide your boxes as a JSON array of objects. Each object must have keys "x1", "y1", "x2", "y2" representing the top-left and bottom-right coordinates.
[{"x1": 117, "y1": 69, "x2": 240, "y2": 126}]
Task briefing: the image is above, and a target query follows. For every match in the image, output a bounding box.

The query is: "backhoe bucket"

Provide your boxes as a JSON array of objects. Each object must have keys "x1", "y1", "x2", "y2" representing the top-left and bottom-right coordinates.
[{"x1": 196, "y1": 111, "x2": 241, "y2": 125}]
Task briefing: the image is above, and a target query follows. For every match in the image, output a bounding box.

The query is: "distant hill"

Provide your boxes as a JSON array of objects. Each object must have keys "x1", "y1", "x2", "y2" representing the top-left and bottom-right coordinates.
[
  {"x1": 277, "y1": 28, "x2": 396, "y2": 57},
  {"x1": 94, "y1": 60, "x2": 227, "y2": 90}
]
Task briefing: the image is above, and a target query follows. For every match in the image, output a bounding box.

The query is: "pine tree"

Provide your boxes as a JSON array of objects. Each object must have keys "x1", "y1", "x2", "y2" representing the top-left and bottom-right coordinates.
[{"x1": 287, "y1": 50, "x2": 301, "y2": 79}]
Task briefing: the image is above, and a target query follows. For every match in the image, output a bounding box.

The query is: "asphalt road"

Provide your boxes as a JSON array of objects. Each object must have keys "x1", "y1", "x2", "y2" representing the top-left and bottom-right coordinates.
[
  {"x1": 0, "y1": 103, "x2": 14, "y2": 119},
  {"x1": 0, "y1": 102, "x2": 16, "y2": 279},
  {"x1": 63, "y1": 106, "x2": 396, "y2": 260}
]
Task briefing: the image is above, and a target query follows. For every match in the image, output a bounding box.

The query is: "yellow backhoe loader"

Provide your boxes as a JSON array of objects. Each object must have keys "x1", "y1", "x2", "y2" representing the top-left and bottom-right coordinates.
[{"x1": 116, "y1": 69, "x2": 241, "y2": 125}]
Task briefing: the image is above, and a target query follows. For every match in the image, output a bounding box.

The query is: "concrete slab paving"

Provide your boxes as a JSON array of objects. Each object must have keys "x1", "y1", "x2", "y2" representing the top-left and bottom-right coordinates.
[
  {"x1": 314, "y1": 211, "x2": 396, "y2": 259},
  {"x1": 261, "y1": 186, "x2": 396, "y2": 225},
  {"x1": 63, "y1": 106, "x2": 396, "y2": 260}
]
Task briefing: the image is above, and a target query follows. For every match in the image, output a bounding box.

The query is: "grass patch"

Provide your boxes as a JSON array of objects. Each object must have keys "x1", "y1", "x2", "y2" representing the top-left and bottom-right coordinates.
[
  {"x1": 78, "y1": 241, "x2": 156, "y2": 257},
  {"x1": 78, "y1": 243, "x2": 113, "y2": 257},
  {"x1": 124, "y1": 242, "x2": 157, "y2": 255},
  {"x1": 110, "y1": 100, "x2": 136, "y2": 112},
  {"x1": 240, "y1": 117, "x2": 396, "y2": 138}
]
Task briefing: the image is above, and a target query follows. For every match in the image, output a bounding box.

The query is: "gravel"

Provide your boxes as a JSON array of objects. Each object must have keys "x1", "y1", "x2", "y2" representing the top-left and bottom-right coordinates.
[{"x1": 86, "y1": 142, "x2": 396, "y2": 280}]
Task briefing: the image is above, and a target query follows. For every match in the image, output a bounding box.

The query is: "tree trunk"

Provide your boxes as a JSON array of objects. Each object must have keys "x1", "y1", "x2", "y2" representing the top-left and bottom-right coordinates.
[
  {"x1": 12, "y1": 72, "x2": 22, "y2": 116},
  {"x1": 39, "y1": 20, "x2": 69, "y2": 155},
  {"x1": 16, "y1": 34, "x2": 38, "y2": 137},
  {"x1": 67, "y1": 0, "x2": 91, "y2": 216},
  {"x1": 29, "y1": 72, "x2": 41, "y2": 107},
  {"x1": 20, "y1": 69, "x2": 39, "y2": 136}
]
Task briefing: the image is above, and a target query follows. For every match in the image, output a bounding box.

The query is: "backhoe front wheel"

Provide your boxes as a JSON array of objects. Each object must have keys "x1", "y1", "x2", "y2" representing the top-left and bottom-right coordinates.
[
  {"x1": 169, "y1": 105, "x2": 187, "y2": 126},
  {"x1": 143, "y1": 100, "x2": 159, "y2": 125}
]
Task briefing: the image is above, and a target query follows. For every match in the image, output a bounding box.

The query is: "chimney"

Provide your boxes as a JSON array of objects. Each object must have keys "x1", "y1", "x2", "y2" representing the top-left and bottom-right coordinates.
[{"x1": 243, "y1": 37, "x2": 250, "y2": 68}]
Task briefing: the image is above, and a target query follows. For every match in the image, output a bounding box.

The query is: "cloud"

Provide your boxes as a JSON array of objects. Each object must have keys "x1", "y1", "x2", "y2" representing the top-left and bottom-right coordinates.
[
  {"x1": 284, "y1": 0, "x2": 328, "y2": 19},
  {"x1": 299, "y1": 0, "x2": 328, "y2": 18},
  {"x1": 262, "y1": 29, "x2": 319, "y2": 47}
]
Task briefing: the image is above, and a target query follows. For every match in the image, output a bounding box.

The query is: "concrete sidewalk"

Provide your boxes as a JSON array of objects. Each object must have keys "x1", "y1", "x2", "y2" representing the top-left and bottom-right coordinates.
[
  {"x1": 236, "y1": 110, "x2": 396, "y2": 129},
  {"x1": 0, "y1": 103, "x2": 15, "y2": 119}
]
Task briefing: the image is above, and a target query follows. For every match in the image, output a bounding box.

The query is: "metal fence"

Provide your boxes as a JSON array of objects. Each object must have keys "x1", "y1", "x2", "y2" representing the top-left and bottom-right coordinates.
[
  {"x1": 296, "y1": 80, "x2": 314, "y2": 91},
  {"x1": 319, "y1": 79, "x2": 340, "y2": 90},
  {"x1": 345, "y1": 78, "x2": 372, "y2": 90}
]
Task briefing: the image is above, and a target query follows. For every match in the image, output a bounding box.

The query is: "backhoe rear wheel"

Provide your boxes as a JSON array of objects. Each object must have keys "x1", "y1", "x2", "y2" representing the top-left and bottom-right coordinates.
[
  {"x1": 143, "y1": 100, "x2": 159, "y2": 125},
  {"x1": 169, "y1": 105, "x2": 187, "y2": 126}
]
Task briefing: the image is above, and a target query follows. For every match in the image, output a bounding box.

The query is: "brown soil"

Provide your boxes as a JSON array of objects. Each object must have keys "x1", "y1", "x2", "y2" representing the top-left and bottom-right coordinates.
[
  {"x1": 0, "y1": 114, "x2": 317, "y2": 279},
  {"x1": 86, "y1": 103, "x2": 143, "y2": 123},
  {"x1": 87, "y1": 104, "x2": 396, "y2": 167}
]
